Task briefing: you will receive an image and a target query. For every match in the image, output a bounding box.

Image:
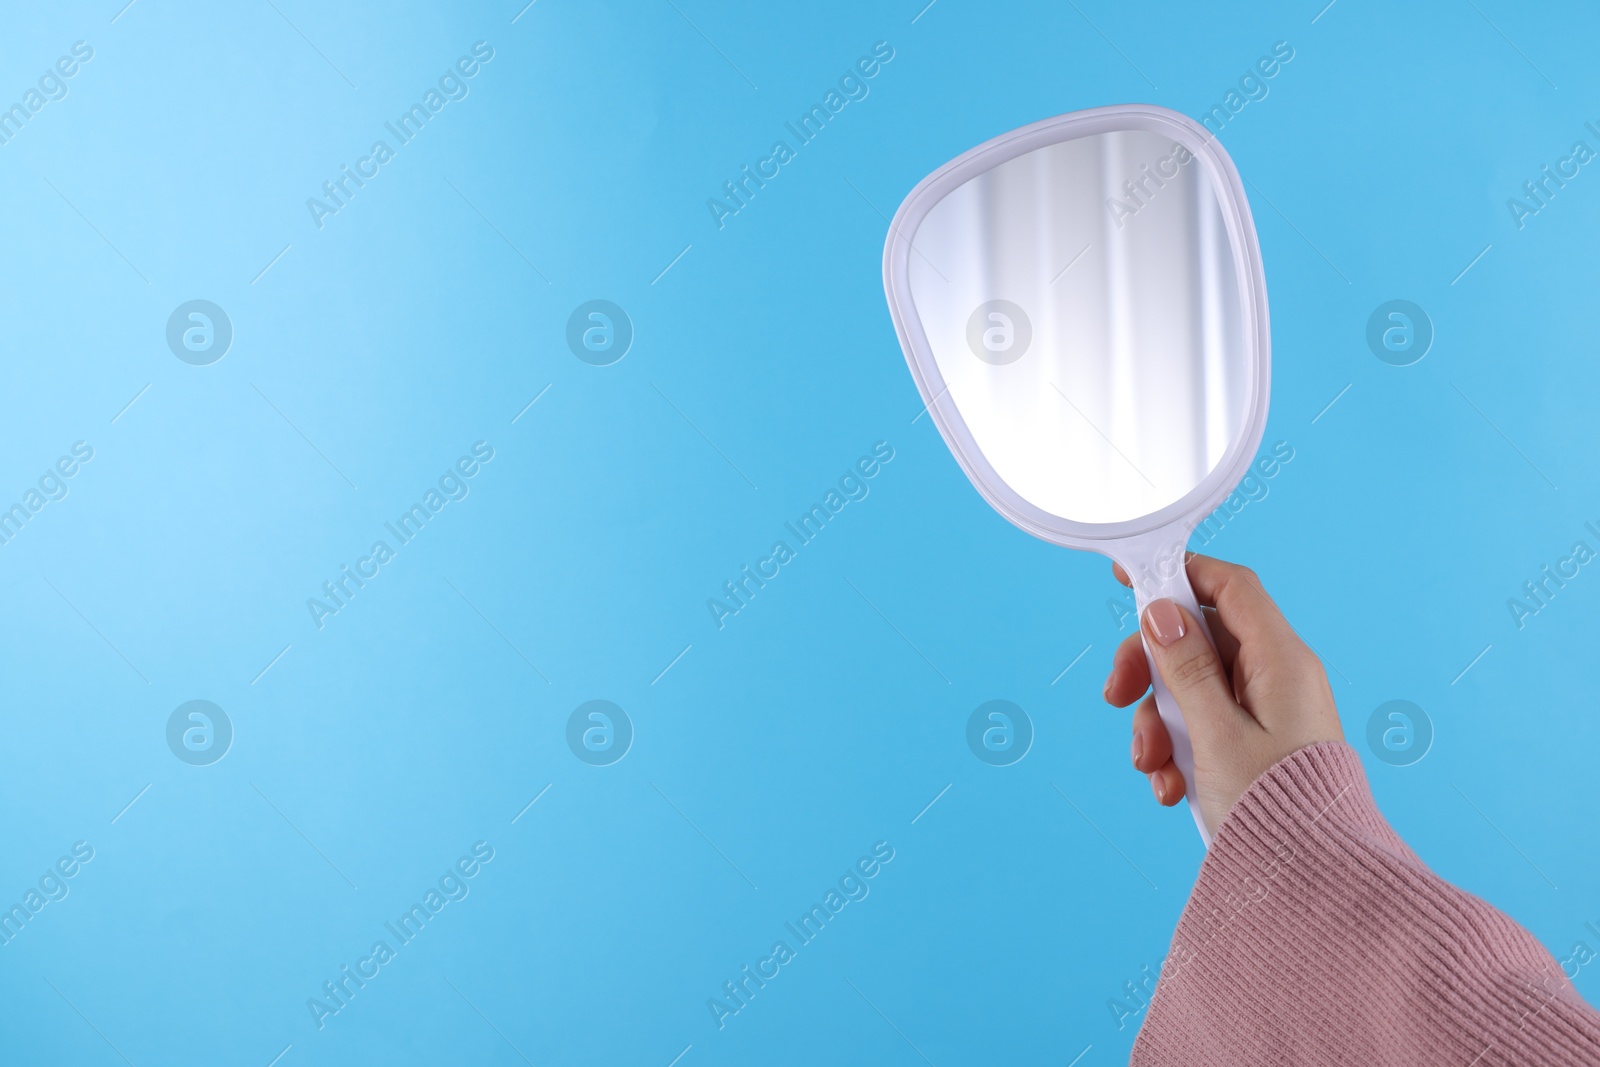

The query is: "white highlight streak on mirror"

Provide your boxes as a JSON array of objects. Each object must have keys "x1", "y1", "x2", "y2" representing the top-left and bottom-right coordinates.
[{"x1": 907, "y1": 129, "x2": 1248, "y2": 525}]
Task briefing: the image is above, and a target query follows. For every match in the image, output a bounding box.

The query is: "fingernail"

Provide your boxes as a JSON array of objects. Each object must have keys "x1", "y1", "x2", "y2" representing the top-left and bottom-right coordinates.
[
  {"x1": 1102, "y1": 666, "x2": 1118, "y2": 701},
  {"x1": 1151, "y1": 773, "x2": 1165, "y2": 803},
  {"x1": 1131, "y1": 731, "x2": 1144, "y2": 766},
  {"x1": 1145, "y1": 599, "x2": 1185, "y2": 646}
]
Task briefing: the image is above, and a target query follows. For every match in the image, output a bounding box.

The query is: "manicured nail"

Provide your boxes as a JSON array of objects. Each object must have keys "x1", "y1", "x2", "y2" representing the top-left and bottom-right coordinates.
[
  {"x1": 1151, "y1": 773, "x2": 1166, "y2": 803},
  {"x1": 1103, "y1": 665, "x2": 1118, "y2": 701},
  {"x1": 1145, "y1": 599, "x2": 1185, "y2": 646},
  {"x1": 1131, "y1": 730, "x2": 1144, "y2": 766}
]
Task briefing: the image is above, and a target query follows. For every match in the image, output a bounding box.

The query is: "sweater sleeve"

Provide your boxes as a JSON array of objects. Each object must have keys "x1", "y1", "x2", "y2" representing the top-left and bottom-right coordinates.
[{"x1": 1131, "y1": 742, "x2": 1600, "y2": 1067}]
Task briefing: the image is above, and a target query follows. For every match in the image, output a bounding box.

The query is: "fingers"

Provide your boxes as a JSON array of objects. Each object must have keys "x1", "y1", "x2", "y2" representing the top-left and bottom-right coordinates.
[
  {"x1": 1103, "y1": 632, "x2": 1151, "y2": 707},
  {"x1": 1105, "y1": 607, "x2": 1241, "y2": 707},
  {"x1": 1179, "y1": 555, "x2": 1304, "y2": 659},
  {"x1": 1130, "y1": 695, "x2": 1171, "y2": 773},
  {"x1": 1124, "y1": 694, "x2": 1184, "y2": 809},
  {"x1": 1108, "y1": 554, "x2": 1275, "y2": 681},
  {"x1": 1141, "y1": 599, "x2": 1250, "y2": 737},
  {"x1": 1149, "y1": 760, "x2": 1186, "y2": 806}
]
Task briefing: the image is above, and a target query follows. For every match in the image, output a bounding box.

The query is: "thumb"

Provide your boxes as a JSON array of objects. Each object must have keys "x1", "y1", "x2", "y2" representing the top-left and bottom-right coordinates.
[{"x1": 1141, "y1": 598, "x2": 1247, "y2": 738}]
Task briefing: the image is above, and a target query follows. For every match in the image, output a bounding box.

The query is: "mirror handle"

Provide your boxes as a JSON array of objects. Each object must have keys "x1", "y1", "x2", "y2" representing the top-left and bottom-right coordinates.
[{"x1": 1118, "y1": 534, "x2": 1215, "y2": 847}]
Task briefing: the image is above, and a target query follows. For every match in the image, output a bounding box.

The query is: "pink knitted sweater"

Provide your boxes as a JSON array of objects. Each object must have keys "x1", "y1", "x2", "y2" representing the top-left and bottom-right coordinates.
[{"x1": 1132, "y1": 743, "x2": 1600, "y2": 1066}]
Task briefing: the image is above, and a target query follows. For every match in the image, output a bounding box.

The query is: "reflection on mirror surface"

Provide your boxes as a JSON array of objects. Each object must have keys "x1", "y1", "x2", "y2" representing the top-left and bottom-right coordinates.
[{"x1": 907, "y1": 128, "x2": 1251, "y2": 525}]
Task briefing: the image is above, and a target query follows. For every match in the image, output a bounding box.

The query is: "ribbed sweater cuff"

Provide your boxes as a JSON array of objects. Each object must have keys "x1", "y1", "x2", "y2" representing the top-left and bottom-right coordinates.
[{"x1": 1132, "y1": 742, "x2": 1600, "y2": 1067}]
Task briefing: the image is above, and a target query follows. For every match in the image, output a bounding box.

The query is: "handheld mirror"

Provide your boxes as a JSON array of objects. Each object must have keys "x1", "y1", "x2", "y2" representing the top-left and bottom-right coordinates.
[{"x1": 882, "y1": 104, "x2": 1270, "y2": 846}]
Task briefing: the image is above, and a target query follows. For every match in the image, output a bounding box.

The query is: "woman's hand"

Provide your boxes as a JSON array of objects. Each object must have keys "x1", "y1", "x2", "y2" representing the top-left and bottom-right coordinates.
[{"x1": 1102, "y1": 553, "x2": 1345, "y2": 833}]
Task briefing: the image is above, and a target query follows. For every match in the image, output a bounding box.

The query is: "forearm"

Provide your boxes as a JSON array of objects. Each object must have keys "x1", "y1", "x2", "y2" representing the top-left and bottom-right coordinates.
[{"x1": 1134, "y1": 743, "x2": 1600, "y2": 1066}]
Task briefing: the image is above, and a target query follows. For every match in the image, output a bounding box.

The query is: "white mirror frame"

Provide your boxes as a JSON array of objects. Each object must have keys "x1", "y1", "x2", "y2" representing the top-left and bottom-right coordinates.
[{"x1": 883, "y1": 103, "x2": 1272, "y2": 846}]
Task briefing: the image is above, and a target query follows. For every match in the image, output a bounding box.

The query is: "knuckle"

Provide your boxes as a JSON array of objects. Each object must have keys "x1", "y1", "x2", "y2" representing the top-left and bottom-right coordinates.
[
  {"x1": 1214, "y1": 571, "x2": 1247, "y2": 607},
  {"x1": 1166, "y1": 646, "x2": 1221, "y2": 690}
]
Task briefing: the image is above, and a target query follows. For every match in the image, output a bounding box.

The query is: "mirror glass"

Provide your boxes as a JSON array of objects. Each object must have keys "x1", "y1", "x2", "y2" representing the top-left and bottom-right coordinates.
[{"x1": 906, "y1": 128, "x2": 1251, "y2": 525}]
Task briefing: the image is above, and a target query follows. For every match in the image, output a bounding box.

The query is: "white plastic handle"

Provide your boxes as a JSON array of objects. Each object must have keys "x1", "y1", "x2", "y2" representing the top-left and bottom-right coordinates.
[{"x1": 1115, "y1": 532, "x2": 1213, "y2": 847}]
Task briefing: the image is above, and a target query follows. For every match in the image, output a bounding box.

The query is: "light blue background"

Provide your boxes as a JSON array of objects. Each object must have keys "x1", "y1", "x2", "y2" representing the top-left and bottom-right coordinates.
[{"x1": 1, "y1": 1, "x2": 1597, "y2": 1064}]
